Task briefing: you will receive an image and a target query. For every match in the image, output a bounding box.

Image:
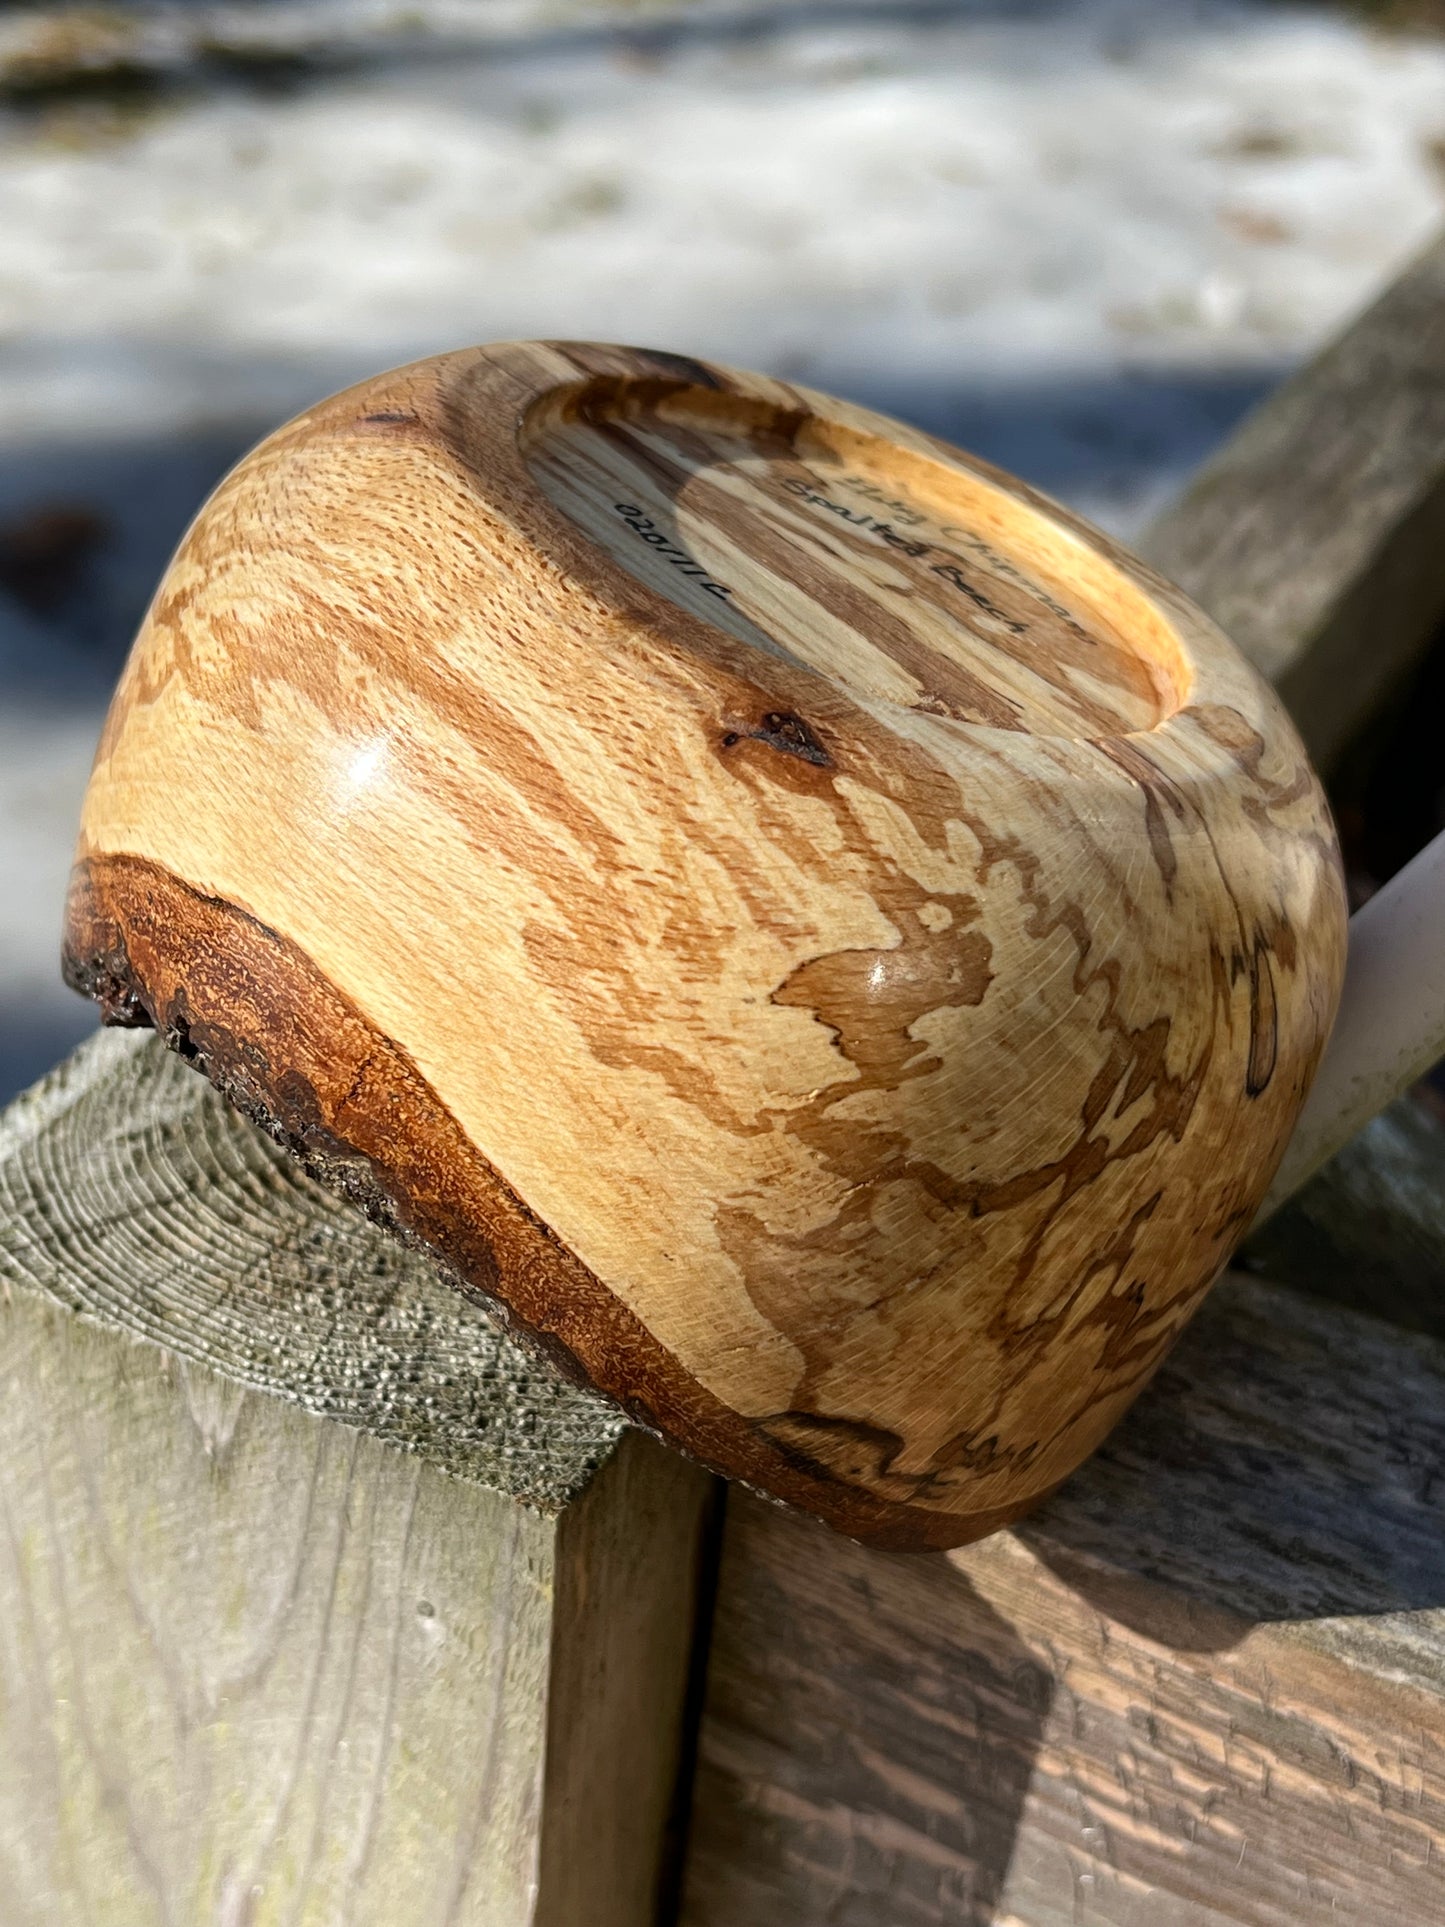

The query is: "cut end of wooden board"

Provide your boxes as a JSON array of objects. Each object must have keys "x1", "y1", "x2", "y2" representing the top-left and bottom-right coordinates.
[{"x1": 0, "y1": 1027, "x2": 627, "y2": 1510}]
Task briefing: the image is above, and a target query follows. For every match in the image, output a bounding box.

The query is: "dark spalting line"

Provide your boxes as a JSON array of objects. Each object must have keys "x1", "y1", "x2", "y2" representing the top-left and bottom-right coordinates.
[
  {"x1": 1247, "y1": 937, "x2": 1280, "y2": 1097},
  {"x1": 62, "y1": 849, "x2": 1038, "y2": 1553},
  {"x1": 758, "y1": 1410, "x2": 915, "y2": 1486},
  {"x1": 1097, "y1": 736, "x2": 1184, "y2": 893},
  {"x1": 1101, "y1": 728, "x2": 1304, "y2": 1108},
  {"x1": 1098, "y1": 729, "x2": 1292, "y2": 1100},
  {"x1": 607, "y1": 347, "x2": 723, "y2": 392},
  {"x1": 1191, "y1": 704, "x2": 1349, "y2": 913}
]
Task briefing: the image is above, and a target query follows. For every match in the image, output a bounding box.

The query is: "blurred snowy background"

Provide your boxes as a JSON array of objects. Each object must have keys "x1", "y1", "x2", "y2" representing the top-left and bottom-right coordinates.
[{"x1": 2, "y1": 0, "x2": 1445, "y2": 1102}]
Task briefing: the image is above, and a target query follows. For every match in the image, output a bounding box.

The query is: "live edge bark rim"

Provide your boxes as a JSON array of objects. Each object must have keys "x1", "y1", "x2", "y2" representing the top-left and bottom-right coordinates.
[{"x1": 63, "y1": 849, "x2": 1036, "y2": 1552}]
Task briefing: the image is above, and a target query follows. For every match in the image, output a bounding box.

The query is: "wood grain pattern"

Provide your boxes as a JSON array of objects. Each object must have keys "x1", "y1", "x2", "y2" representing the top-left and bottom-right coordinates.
[
  {"x1": 63, "y1": 341, "x2": 1347, "y2": 1548},
  {"x1": 681, "y1": 1274, "x2": 1445, "y2": 1927},
  {"x1": 0, "y1": 1029, "x2": 717, "y2": 1927}
]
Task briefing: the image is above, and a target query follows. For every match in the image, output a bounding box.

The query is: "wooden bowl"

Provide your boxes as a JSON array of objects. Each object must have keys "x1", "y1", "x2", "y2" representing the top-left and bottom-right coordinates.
[{"x1": 63, "y1": 343, "x2": 1347, "y2": 1550}]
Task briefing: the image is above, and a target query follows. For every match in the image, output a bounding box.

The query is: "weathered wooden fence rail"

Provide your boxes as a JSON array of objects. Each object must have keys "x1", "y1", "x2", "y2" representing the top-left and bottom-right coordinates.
[
  {"x1": 0, "y1": 1031, "x2": 717, "y2": 1925},
  {"x1": 4, "y1": 231, "x2": 1445, "y2": 1925}
]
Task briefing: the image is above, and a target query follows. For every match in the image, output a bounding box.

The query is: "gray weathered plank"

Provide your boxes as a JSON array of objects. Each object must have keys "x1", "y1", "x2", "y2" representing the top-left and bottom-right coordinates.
[
  {"x1": 1244, "y1": 1088, "x2": 1445, "y2": 1340},
  {"x1": 1142, "y1": 227, "x2": 1445, "y2": 770},
  {"x1": 681, "y1": 1274, "x2": 1445, "y2": 1927},
  {"x1": 0, "y1": 1030, "x2": 716, "y2": 1926}
]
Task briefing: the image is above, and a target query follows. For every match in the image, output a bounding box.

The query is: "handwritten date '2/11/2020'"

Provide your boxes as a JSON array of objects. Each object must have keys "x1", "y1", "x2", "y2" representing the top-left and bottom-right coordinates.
[{"x1": 610, "y1": 502, "x2": 735, "y2": 600}]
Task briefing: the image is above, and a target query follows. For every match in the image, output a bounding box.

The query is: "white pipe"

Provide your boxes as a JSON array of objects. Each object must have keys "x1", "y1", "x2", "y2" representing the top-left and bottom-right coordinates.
[{"x1": 1258, "y1": 826, "x2": 1445, "y2": 1222}]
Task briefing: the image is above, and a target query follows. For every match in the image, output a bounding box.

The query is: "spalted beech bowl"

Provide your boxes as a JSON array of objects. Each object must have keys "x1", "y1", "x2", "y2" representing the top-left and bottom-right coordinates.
[{"x1": 64, "y1": 343, "x2": 1347, "y2": 1550}]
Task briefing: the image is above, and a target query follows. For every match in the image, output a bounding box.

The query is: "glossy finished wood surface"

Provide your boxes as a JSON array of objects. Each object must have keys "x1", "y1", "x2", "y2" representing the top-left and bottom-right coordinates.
[{"x1": 63, "y1": 342, "x2": 1346, "y2": 1549}]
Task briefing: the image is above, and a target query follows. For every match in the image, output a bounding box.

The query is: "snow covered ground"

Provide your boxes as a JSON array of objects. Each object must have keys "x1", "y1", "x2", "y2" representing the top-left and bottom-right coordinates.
[{"x1": 2, "y1": 0, "x2": 1444, "y2": 1100}]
